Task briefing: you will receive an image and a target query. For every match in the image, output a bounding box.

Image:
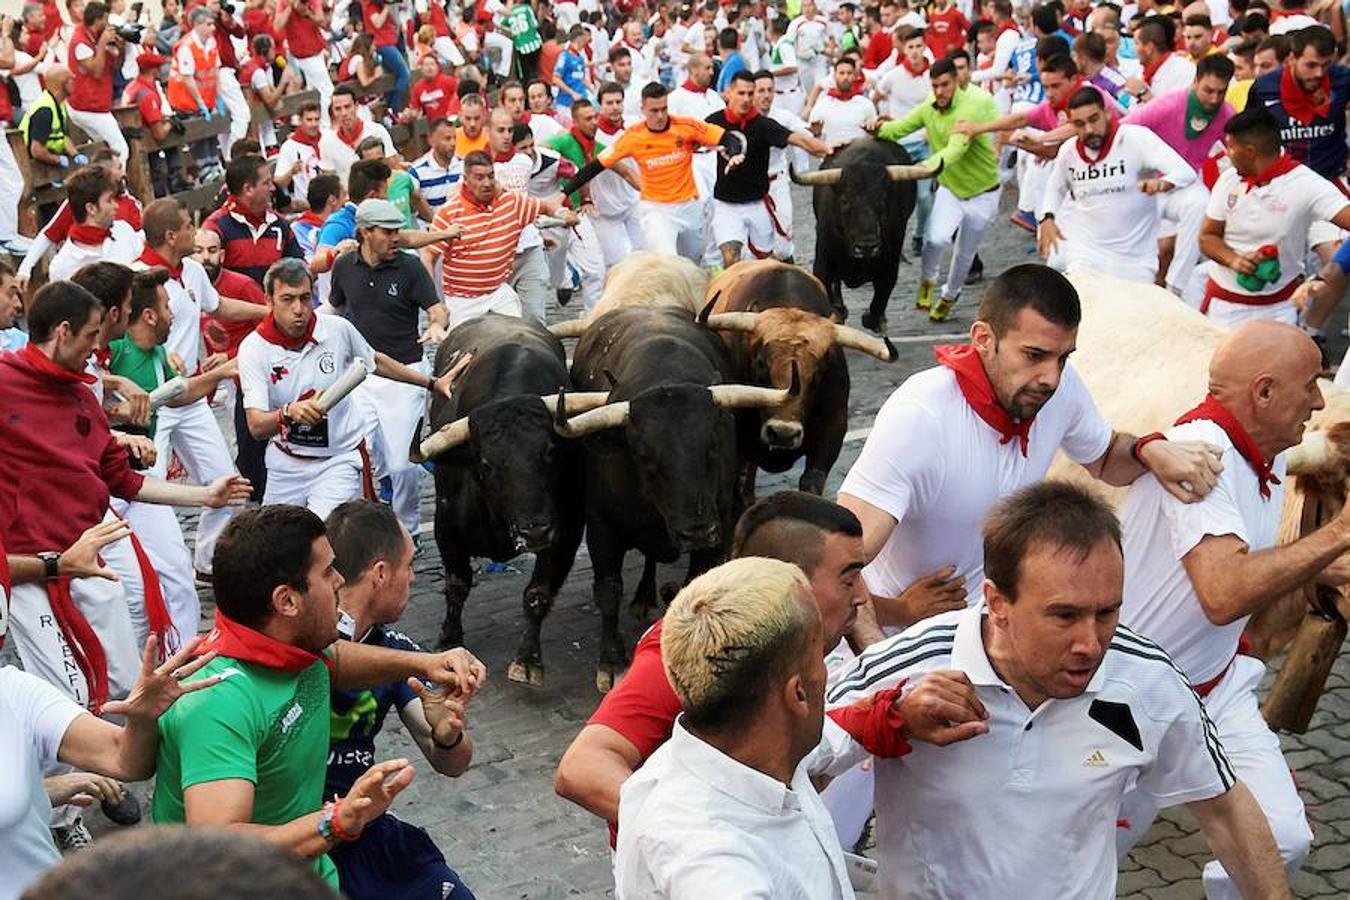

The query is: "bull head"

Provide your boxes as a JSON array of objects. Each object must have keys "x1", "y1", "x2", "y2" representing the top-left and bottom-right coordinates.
[
  {"x1": 411, "y1": 392, "x2": 612, "y2": 462},
  {"x1": 787, "y1": 159, "x2": 942, "y2": 186},
  {"x1": 556, "y1": 373, "x2": 802, "y2": 439},
  {"x1": 701, "y1": 310, "x2": 899, "y2": 363}
]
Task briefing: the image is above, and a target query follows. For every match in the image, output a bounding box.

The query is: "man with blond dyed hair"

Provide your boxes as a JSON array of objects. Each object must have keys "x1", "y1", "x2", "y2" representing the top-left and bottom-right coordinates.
[{"x1": 613, "y1": 557, "x2": 856, "y2": 899}]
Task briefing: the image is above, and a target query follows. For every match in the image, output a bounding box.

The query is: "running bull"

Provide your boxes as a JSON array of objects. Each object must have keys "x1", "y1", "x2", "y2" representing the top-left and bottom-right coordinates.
[
  {"x1": 790, "y1": 138, "x2": 938, "y2": 332},
  {"x1": 411, "y1": 314, "x2": 610, "y2": 685},
  {"x1": 559, "y1": 306, "x2": 799, "y2": 692},
  {"x1": 701, "y1": 259, "x2": 899, "y2": 500}
]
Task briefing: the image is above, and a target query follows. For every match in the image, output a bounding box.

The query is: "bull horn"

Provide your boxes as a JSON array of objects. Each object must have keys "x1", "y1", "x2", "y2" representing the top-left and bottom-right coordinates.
[
  {"x1": 833, "y1": 324, "x2": 899, "y2": 362},
  {"x1": 411, "y1": 415, "x2": 472, "y2": 463},
  {"x1": 703, "y1": 311, "x2": 761, "y2": 334},
  {"x1": 710, "y1": 365, "x2": 800, "y2": 410},
  {"x1": 788, "y1": 164, "x2": 841, "y2": 186},
  {"x1": 697, "y1": 291, "x2": 722, "y2": 324},
  {"x1": 540, "y1": 391, "x2": 611, "y2": 417},
  {"x1": 555, "y1": 400, "x2": 632, "y2": 437},
  {"x1": 886, "y1": 159, "x2": 943, "y2": 181},
  {"x1": 1286, "y1": 431, "x2": 1330, "y2": 475},
  {"x1": 549, "y1": 319, "x2": 590, "y2": 339}
]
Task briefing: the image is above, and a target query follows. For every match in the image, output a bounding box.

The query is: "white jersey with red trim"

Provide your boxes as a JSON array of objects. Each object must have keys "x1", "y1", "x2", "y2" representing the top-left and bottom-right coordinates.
[
  {"x1": 237, "y1": 314, "x2": 377, "y2": 458},
  {"x1": 132, "y1": 256, "x2": 220, "y2": 374}
]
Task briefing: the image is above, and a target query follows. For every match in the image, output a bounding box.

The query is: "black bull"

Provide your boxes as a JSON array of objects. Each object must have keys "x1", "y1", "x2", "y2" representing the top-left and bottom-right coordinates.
[{"x1": 794, "y1": 137, "x2": 929, "y2": 331}]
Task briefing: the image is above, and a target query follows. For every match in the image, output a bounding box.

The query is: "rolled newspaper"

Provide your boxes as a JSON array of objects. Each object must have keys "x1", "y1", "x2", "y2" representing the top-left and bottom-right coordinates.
[
  {"x1": 316, "y1": 359, "x2": 371, "y2": 412},
  {"x1": 536, "y1": 215, "x2": 571, "y2": 229},
  {"x1": 147, "y1": 376, "x2": 189, "y2": 410}
]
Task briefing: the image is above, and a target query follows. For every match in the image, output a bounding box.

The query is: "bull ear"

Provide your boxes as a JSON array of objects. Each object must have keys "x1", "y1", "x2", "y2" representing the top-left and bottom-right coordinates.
[{"x1": 697, "y1": 291, "x2": 721, "y2": 325}]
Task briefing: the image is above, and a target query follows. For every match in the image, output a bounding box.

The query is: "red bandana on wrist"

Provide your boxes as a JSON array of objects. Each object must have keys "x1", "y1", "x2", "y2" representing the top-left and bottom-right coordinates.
[
  {"x1": 681, "y1": 78, "x2": 708, "y2": 94},
  {"x1": 1279, "y1": 65, "x2": 1332, "y2": 125},
  {"x1": 570, "y1": 126, "x2": 597, "y2": 160},
  {"x1": 67, "y1": 222, "x2": 111, "y2": 246},
  {"x1": 256, "y1": 311, "x2": 317, "y2": 350},
  {"x1": 1142, "y1": 51, "x2": 1172, "y2": 86},
  {"x1": 1175, "y1": 394, "x2": 1280, "y2": 498},
  {"x1": 1240, "y1": 152, "x2": 1300, "y2": 192},
  {"x1": 18, "y1": 342, "x2": 97, "y2": 385},
  {"x1": 936, "y1": 344, "x2": 1033, "y2": 455},
  {"x1": 597, "y1": 116, "x2": 623, "y2": 135},
  {"x1": 826, "y1": 683, "x2": 913, "y2": 758},
  {"x1": 901, "y1": 56, "x2": 929, "y2": 77},
  {"x1": 137, "y1": 245, "x2": 183, "y2": 279},
  {"x1": 200, "y1": 611, "x2": 334, "y2": 673}
]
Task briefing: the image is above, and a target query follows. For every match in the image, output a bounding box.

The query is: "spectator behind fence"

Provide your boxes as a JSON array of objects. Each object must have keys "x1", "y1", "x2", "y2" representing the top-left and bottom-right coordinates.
[{"x1": 67, "y1": 1, "x2": 130, "y2": 159}]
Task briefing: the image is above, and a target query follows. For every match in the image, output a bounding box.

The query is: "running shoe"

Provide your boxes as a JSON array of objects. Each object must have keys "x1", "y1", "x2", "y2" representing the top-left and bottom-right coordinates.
[
  {"x1": 929, "y1": 295, "x2": 956, "y2": 322},
  {"x1": 1009, "y1": 209, "x2": 1037, "y2": 233},
  {"x1": 915, "y1": 279, "x2": 935, "y2": 310}
]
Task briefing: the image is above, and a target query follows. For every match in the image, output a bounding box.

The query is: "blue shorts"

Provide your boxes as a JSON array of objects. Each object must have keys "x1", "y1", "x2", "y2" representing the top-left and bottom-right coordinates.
[{"x1": 331, "y1": 813, "x2": 476, "y2": 900}]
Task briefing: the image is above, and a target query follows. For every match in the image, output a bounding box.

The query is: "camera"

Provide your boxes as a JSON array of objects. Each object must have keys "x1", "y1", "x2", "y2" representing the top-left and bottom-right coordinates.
[{"x1": 114, "y1": 22, "x2": 144, "y2": 42}]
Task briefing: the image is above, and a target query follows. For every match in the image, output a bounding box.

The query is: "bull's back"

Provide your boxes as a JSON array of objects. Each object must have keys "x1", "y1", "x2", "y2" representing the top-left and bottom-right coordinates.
[
  {"x1": 572, "y1": 307, "x2": 730, "y2": 396},
  {"x1": 430, "y1": 315, "x2": 570, "y2": 429},
  {"x1": 708, "y1": 260, "x2": 833, "y2": 317}
]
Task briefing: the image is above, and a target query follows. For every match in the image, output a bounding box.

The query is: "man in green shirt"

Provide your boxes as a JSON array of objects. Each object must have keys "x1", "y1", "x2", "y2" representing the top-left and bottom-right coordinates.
[
  {"x1": 357, "y1": 138, "x2": 433, "y2": 228},
  {"x1": 872, "y1": 57, "x2": 1002, "y2": 322},
  {"x1": 151, "y1": 504, "x2": 487, "y2": 889}
]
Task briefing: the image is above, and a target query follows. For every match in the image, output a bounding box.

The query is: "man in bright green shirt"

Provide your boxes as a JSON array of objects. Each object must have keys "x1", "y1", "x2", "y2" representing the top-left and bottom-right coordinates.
[
  {"x1": 874, "y1": 57, "x2": 1003, "y2": 322},
  {"x1": 151, "y1": 504, "x2": 488, "y2": 890}
]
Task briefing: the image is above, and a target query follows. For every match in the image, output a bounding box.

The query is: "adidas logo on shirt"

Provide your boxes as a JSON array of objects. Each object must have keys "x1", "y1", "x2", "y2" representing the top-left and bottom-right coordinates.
[{"x1": 1082, "y1": 749, "x2": 1108, "y2": 768}]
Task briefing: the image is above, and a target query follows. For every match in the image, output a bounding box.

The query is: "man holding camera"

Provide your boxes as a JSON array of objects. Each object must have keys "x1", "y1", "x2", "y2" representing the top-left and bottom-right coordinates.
[
  {"x1": 275, "y1": 0, "x2": 333, "y2": 127},
  {"x1": 66, "y1": 0, "x2": 129, "y2": 160}
]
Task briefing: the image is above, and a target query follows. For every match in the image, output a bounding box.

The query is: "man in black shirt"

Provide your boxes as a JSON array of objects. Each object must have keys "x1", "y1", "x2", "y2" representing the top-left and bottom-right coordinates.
[
  {"x1": 706, "y1": 70, "x2": 834, "y2": 268},
  {"x1": 329, "y1": 198, "x2": 448, "y2": 539}
]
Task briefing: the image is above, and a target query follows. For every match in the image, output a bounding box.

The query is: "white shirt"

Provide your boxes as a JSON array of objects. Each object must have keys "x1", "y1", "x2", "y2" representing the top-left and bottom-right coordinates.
[
  {"x1": 592, "y1": 124, "x2": 640, "y2": 215},
  {"x1": 1039, "y1": 123, "x2": 1195, "y2": 281},
  {"x1": 828, "y1": 605, "x2": 1235, "y2": 900},
  {"x1": 809, "y1": 93, "x2": 878, "y2": 147},
  {"x1": 770, "y1": 35, "x2": 800, "y2": 94},
  {"x1": 840, "y1": 362, "x2": 1112, "y2": 606},
  {"x1": 0, "y1": 666, "x2": 84, "y2": 900},
  {"x1": 788, "y1": 15, "x2": 830, "y2": 65},
  {"x1": 874, "y1": 65, "x2": 931, "y2": 120},
  {"x1": 494, "y1": 152, "x2": 543, "y2": 251},
  {"x1": 1121, "y1": 419, "x2": 1287, "y2": 683},
  {"x1": 615, "y1": 717, "x2": 855, "y2": 900},
  {"x1": 768, "y1": 105, "x2": 809, "y2": 175},
  {"x1": 133, "y1": 255, "x2": 219, "y2": 374},
  {"x1": 409, "y1": 149, "x2": 463, "y2": 215},
  {"x1": 48, "y1": 230, "x2": 139, "y2": 282},
  {"x1": 238, "y1": 313, "x2": 378, "y2": 457},
  {"x1": 1268, "y1": 12, "x2": 1320, "y2": 34},
  {"x1": 318, "y1": 120, "x2": 397, "y2": 182},
  {"x1": 667, "y1": 85, "x2": 725, "y2": 120},
  {"x1": 527, "y1": 111, "x2": 566, "y2": 146},
  {"x1": 1204, "y1": 163, "x2": 1347, "y2": 297},
  {"x1": 276, "y1": 135, "x2": 323, "y2": 203},
  {"x1": 1147, "y1": 53, "x2": 1196, "y2": 96}
]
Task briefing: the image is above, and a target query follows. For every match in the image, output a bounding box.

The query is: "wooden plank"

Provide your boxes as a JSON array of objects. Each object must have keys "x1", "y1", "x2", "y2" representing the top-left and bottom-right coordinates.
[
  {"x1": 337, "y1": 72, "x2": 394, "y2": 101},
  {"x1": 170, "y1": 177, "x2": 226, "y2": 218},
  {"x1": 140, "y1": 114, "x2": 231, "y2": 153},
  {"x1": 248, "y1": 88, "x2": 321, "y2": 126}
]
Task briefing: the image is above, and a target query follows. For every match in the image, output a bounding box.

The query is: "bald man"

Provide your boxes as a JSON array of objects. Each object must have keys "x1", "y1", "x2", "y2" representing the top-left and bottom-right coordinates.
[
  {"x1": 1116, "y1": 321, "x2": 1341, "y2": 898},
  {"x1": 488, "y1": 104, "x2": 553, "y2": 321}
]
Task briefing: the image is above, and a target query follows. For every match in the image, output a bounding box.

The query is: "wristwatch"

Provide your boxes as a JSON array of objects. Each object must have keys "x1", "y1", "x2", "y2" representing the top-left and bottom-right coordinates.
[{"x1": 37, "y1": 551, "x2": 60, "y2": 579}]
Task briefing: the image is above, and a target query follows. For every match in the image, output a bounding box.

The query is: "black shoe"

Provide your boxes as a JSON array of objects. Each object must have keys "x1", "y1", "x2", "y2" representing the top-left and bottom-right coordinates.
[
  {"x1": 102, "y1": 790, "x2": 142, "y2": 826},
  {"x1": 557, "y1": 288, "x2": 574, "y2": 307},
  {"x1": 911, "y1": 233, "x2": 923, "y2": 254},
  {"x1": 965, "y1": 256, "x2": 984, "y2": 286}
]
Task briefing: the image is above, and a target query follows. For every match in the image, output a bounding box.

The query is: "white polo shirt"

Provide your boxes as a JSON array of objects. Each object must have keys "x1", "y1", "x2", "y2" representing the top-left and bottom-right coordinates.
[
  {"x1": 47, "y1": 232, "x2": 139, "y2": 283},
  {"x1": 840, "y1": 362, "x2": 1112, "y2": 606},
  {"x1": 1147, "y1": 52, "x2": 1196, "y2": 96},
  {"x1": 527, "y1": 112, "x2": 566, "y2": 147},
  {"x1": 827, "y1": 605, "x2": 1236, "y2": 900},
  {"x1": 134, "y1": 254, "x2": 220, "y2": 374},
  {"x1": 1120, "y1": 419, "x2": 1287, "y2": 684},
  {"x1": 768, "y1": 105, "x2": 809, "y2": 176},
  {"x1": 591, "y1": 125, "x2": 641, "y2": 216},
  {"x1": 237, "y1": 314, "x2": 377, "y2": 458},
  {"x1": 318, "y1": 120, "x2": 398, "y2": 182},
  {"x1": 809, "y1": 93, "x2": 878, "y2": 145},
  {"x1": 874, "y1": 65, "x2": 931, "y2": 121},
  {"x1": 615, "y1": 716, "x2": 855, "y2": 900}
]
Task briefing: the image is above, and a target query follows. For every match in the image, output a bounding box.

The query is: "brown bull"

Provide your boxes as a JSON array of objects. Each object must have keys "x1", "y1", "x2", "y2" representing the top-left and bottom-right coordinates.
[{"x1": 699, "y1": 260, "x2": 898, "y2": 501}]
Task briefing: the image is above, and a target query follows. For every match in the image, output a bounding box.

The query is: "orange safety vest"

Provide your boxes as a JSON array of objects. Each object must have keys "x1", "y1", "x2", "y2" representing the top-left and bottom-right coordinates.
[{"x1": 167, "y1": 33, "x2": 220, "y2": 112}]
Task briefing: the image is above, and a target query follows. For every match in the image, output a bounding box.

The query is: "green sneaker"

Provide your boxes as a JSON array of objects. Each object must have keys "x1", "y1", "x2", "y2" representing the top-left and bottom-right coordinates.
[
  {"x1": 929, "y1": 295, "x2": 956, "y2": 322},
  {"x1": 915, "y1": 280, "x2": 935, "y2": 310}
]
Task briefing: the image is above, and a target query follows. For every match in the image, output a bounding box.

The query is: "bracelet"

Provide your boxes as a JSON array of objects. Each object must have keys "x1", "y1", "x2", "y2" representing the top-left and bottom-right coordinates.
[
  {"x1": 433, "y1": 729, "x2": 465, "y2": 751},
  {"x1": 317, "y1": 802, "x2": 337, "y2": 843},
  {"x1": 1131, "y1": 432, "x2": 1166, "y2": 463},
  {"x1": 328, "y1": 798, "x2": 362, "y2": 842}
]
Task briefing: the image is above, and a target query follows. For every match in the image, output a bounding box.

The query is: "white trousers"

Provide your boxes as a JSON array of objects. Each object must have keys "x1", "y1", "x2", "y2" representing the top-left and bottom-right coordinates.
[
  {"x1": 293, "y1": 52, "x2": 335, "y2": 127},
  {"x1": 546, "y1": 215, "x2": 606, "y2": 313},
  {"x1": 0, "y1": 135, "x2": 22, "y2": 241},
  {"x1": 362, "y1": 366, "x2": 428, "y2": 536},
  {"x1": 113, "y1": 497, "x2": 200, "y2": 644},
  {"x1": 511, "y1": 245, "x2": 552, "y2": 321},
  {"x1": 593, "y1": 208, "x2": 647, "y2": 268},
  {"x1": 483, "y1": 30, "x2": 514, "y2": 77},
  {"x1": 153, "y1": 397, "x2": 239, "y2": 574},
  {"x1": 1117, "y1": 656, "x2": 1312, "y2": 898},
  {"x1": 217, "y1": 69, "x2": 250, "y2": 160},
  {"x1": 1160, "y1": 182, "x2": 1209, "y2": 295},
  {"x1": 640, "y1": 198, "x2": 706, "y2": 262},
  {"x1": 262, "y1": 444, "x2": 366, "y2": 517},
  {"x1": 767, "y1": 173, "x2": 795, "y2": 259},
  {"x1": 447, "y1": 282, "x2": 522, "y2": 327},
  {"x1": 921, "y1": 185, "x2": 1001, "y2": 300},
  {"x1": 67, "y1": 107, "x2": 129, "y2": 160},
  {"x1": 1205, "y1": 297, "x2": 1298, "y2": 329}
]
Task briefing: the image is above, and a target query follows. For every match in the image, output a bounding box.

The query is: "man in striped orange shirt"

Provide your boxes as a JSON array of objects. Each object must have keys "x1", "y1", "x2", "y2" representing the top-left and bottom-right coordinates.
[
  {"x1": 423, "y1": 151, "x2": 577, "y2": 327},
  {"x1": 563, "y1": 82, "x2": 748, "y2": 261}
]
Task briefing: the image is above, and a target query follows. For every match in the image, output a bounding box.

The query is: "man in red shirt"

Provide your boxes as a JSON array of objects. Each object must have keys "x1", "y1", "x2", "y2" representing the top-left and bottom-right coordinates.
[
  {"x1": 363, "y1": 0, "x2": 409, "y2": 111},
  {"x1": 860, "y1": 5, "x2": 893, "y2": 70},
  {"x1": 554, "y1": 490, "x2": 987, "y2": 840},
  {"x1": 21, "y1": 3, "x2": 51, "y2": 55},
  {"x1": 0, "y1": 280, "x2": 250, "y2": 710},
  {"x1": 67, "y1": 0, "x2": 129, "y2": 159},
  {"x1": 274, "y1": 0, "x2": 333, "y2": 125},
  {"x1": 405, "y1": 53, "x2": 460, "y2": 121},
  {"x1": 925, "y1": 0, "x2": 971, "y2": 61}
]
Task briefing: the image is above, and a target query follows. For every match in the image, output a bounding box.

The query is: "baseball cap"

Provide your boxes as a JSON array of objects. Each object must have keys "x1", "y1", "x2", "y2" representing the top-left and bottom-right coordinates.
[
  {"x1": 136, "y1": 50, "x2": 169, "y2": 69},
  {"x1": 355, "y1": 198, "x2": 404, "y2": 230}
]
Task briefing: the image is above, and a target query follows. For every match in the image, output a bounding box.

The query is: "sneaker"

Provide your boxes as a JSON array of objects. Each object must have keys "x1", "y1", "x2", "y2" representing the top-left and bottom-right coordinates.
[
  {"x1": 52, "y1": 817, "x2": 94, "y2": 853},
  {"x1": 929, "y1": 295, "x2": 957, "y2": 322},
  {"x1": 1009, "y1": 209, "x2": 1037, "y2": 233},
  {"x1": 915, "y1": 280, "x2": 935, "y2": 310}
]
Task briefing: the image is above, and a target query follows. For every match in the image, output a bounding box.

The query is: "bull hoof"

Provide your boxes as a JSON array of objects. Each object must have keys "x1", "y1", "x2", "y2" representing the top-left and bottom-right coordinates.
[
  {"x1": 507, "y1": 659, "x2": 546, "y2": 686},
  {"x1": 596, "y1": 668, "x2": 616, "y2": 694}
]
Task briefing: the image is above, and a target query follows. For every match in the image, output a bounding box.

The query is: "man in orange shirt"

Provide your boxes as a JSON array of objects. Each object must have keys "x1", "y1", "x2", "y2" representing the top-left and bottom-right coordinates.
[{"x1": 563, "y1": 82, "x2": 747, "y2": 260}]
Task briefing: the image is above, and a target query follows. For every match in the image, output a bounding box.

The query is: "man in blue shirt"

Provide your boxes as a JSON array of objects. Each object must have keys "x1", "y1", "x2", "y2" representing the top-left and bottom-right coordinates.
[
  {"x1": 715, "y1": 27, "x2": 747, "y2": 92},
  {"x1": 553, "y1": 24, "x2": 592, "y2": 112}
]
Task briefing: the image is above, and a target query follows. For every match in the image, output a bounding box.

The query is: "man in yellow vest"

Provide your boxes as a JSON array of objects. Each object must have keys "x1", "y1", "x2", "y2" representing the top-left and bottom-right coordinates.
[{"x1": 19, "y1": 65, "x2": 84, "y2": 168}]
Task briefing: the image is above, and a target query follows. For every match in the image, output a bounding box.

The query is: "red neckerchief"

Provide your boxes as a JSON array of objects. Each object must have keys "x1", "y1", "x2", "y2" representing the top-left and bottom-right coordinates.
[
  {"x1": 137, "y1": 244, "x2": 183, "y2": 279},
  {"x1": 199, "y1": 611, "x2": 334, "y2": 673},
  {"x1": 827, "y1": 83, "x2": 864, "y2": 100},
  {"x1": 1052, "y1": 76, "x2": 1087, "y2": 114},
  {"x1": 92, "y1": 346, "x2": 111, "y2": 371},
  {"x1": 67, "y1": 222, "x2": 111, "y2": 246},
  {"x1": 1142, "y1": 51, "x2": 1172, "y2": 86},
  {"x1": 519, "y1": 110, "x2": 533, "y2": 125},
  {"x1": 996, "y1": 19, "x2": 1020, "y2": 39},
  {"x1": 336, "y1": 118, "x2": 366, "y2": 148},
  {"x1": 1279, "y1": 65, "x2": 1331, "y2": 125},
  {"x1": 224, "y1": 195, "x2": 269, "y2": 228},
  {"x1": 722, "y1": 105, "x2": 759, "y2": 127},
  {"x1": 297, "y1": 209, "x2": 327, "y2": 227},
  {"x1": 901, "y1": 56, "x2": 929, "y2": 77},
  {"x1": 597, "y1": 115, "x2": 623, "y2": 135},
  {"x1": 255, "y1": 311, "x2": 317, "y2": 350},
  {"x1": 681, "y1": 78, "x2": 708, "y2": 93},
  {"x1": 1241, "y1": 152, "x2": 1301, "y2": 192},
  {"x1": 18, "y1": 342, "x2": 98, "y2": 385},
  {"x1": 570, "y1": 125, "x2": 597, "y2": 160},
  {"x1": 492, "y1": 148, "x2": 517, "y2": 163},
  {"x1": 289, "y1": 127, "x2": 322, "y2": 148},
  {"x1": 117, "y1": 192, "x2": 143, "y2": 230},
  {"x1": 1175, "y1": 394, "x2": 1280, "y2": 498},
  {"x1": 936, "y1": 344, "x2": 1032, "y2": 455},
  {"x1": 1076, "y1": 118, "x2": 1119, "y2": 163}
]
